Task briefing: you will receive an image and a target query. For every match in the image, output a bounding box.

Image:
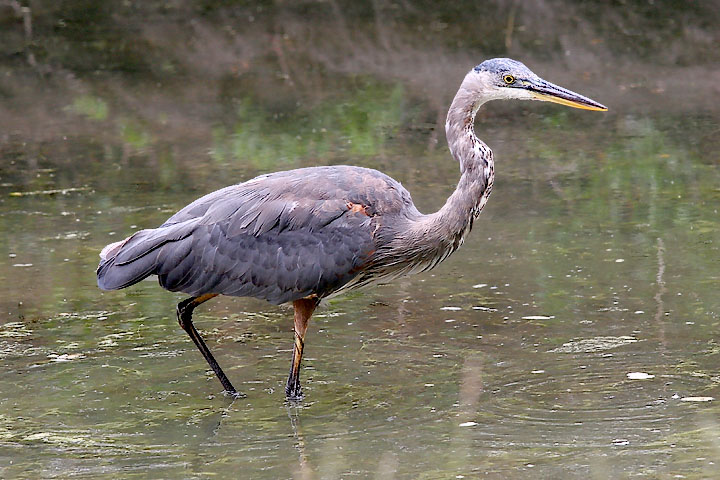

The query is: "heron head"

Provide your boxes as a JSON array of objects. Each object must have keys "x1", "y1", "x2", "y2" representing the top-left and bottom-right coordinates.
[{"x1": 468, "y1": 58, "x2": 607, "y2": 111}]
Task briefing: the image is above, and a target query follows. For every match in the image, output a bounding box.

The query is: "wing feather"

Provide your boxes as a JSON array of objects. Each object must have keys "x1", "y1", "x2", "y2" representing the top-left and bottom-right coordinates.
[{"x1": 98, "y1": 165, "x2": 414, "y2": 303}]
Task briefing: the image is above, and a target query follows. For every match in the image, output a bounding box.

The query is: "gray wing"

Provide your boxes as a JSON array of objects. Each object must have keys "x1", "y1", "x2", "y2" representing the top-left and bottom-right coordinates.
[{"x1": 97, "y1": 165, "x2": 414, "y2": 304}]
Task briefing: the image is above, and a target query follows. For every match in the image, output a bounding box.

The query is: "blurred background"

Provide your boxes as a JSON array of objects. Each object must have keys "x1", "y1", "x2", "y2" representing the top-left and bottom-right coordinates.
[{"x1": 1, "y1": 1, "x2": 719, "y2": 478}]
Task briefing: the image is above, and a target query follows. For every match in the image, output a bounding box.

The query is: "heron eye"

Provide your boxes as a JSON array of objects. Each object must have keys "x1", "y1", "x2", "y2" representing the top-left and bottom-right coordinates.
[{"x1": 503, "y1": 75, "x2": 516, "y2": 85}]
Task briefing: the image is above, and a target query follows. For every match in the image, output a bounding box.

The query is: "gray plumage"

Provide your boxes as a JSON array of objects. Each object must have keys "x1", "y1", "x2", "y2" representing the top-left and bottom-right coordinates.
[
  {"x1": 98, "y1": 166, "x2": 412, "y2": 304},
  {"x1": 96, "y1": 58, "x2": 606, "y2": 399}
]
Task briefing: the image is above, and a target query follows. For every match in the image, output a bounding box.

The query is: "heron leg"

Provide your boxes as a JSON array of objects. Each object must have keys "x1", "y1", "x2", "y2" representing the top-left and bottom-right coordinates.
[
  {"x1": 177, "y1": 293, "x2": 241, "y2": 397},
  {"x1": 285, "y1": 298, "x2": 319, "y2": 401}
]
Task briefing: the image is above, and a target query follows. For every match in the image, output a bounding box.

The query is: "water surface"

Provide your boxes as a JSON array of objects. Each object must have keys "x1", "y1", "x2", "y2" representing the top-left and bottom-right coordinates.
[{"x1": 1, "y1": 2, "x2": 719, "y2": 478}]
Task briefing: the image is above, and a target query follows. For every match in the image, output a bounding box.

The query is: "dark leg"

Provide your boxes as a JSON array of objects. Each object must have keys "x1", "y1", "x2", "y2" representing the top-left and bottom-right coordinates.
[
  {"x1": 285, "y1": 298, "x2": 319, "y2": 400},
  {"x1": 177, "y1": 293, "x2": 241, "y2": 397}
]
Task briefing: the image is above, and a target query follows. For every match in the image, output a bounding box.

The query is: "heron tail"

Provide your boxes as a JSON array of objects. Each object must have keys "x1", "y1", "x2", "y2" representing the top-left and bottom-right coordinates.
[{"x1": 96, "y1": 222, "x2": 195, "y2": 291}]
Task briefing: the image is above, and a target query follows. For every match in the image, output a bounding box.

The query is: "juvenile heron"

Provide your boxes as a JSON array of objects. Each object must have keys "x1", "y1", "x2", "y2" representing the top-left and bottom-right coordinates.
[{"x1": 97, "y1": 58, "x2": 607, "y2": 400}]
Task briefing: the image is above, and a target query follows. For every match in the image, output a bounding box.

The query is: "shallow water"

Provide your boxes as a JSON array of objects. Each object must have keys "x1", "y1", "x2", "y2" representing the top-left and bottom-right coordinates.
[{"x1": 1, "y1": 2, "x2": 719, "y2": 478}]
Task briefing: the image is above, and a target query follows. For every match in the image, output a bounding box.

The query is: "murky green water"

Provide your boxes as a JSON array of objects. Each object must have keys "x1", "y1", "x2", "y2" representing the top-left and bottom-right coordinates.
[{"x1": 1, "y1": 2, "x2": 719, "y2": 478}]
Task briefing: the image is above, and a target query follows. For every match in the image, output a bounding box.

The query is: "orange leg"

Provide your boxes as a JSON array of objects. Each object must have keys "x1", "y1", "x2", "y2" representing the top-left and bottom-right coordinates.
[{"x1": 286, "y1": 298, "x2": 319, "y2": 400}]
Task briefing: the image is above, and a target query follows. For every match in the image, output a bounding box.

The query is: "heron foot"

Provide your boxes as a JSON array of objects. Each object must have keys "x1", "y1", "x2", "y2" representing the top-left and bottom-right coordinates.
[
  {"x1": 225, "y1": 389, "x2": 246, "y2": 400},
  {"x1": 285, "y1": 378, "x2": 304, "y2": 402},
  {"x1": 286, "y1": 389, "x2": 304, "y2": 402}
]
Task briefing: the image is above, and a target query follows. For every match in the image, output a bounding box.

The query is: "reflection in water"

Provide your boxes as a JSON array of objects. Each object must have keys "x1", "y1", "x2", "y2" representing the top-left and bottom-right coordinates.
[
  {"x1": 287, "y1": 405, "x2": 314, "y2": 480},
  {"x1": 1, "y1": 1, "x2": 720, "y2": 479},
  {"x1": 654, "y1": 237, "x2": 667, "y2": 348}
]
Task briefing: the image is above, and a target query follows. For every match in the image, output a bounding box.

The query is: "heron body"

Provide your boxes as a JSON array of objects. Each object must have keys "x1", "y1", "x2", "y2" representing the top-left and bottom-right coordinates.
[{"x1": 98, "y1": 58, "x2": 607, "y2": 399}]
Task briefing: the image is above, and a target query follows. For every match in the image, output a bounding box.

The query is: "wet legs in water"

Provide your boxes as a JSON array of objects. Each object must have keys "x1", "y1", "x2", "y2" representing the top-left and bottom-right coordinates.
[
  {"x1": 177, "y1": 293, "x2": 242, "y2": 397},
  {"x1": 286, "y1": 298, "x2": 319, "y2": 400}
]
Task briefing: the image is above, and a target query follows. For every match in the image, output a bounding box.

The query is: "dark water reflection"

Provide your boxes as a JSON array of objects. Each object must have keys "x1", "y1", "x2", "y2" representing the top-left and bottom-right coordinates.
[{"x1": 1, "y1": 1, "x2": 719, "y2": 478}]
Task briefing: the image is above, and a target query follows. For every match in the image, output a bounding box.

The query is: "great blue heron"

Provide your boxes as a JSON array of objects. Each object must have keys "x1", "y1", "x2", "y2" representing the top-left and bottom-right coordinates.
[{"x1": 97, "y1": 58, "x2": 607, "y2": 400}]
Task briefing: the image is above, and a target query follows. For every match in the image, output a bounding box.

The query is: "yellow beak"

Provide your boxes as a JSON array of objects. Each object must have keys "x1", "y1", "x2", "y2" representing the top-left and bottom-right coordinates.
[
  {"x1": 530, "y1": 91, "x2": 608, "y2": 111},
  {"x1": 526, "y1": 79, "x2": 608, "y2": 111}
]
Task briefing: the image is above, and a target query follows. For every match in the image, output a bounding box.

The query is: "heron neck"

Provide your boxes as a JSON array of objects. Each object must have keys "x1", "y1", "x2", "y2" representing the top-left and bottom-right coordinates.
[
  {"x1": 445, "y1": 88, "x2": 486, "y2": 173},
  {"x1": 398, "y1": 89, "x2": 494, "y2": 270},
  {"x1": 434, "y1": 88, "x2": 494, "y2": 235}
]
